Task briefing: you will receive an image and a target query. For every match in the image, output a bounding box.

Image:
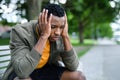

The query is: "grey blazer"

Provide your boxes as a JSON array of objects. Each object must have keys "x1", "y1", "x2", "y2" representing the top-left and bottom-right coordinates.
[{"x1": 2, "y1": 20, "x2": 79, "y2": 80}]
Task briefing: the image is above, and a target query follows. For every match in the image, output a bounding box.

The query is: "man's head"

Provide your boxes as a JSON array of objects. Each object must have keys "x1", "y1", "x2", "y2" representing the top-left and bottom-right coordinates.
[
  {"x1": 44, "y1": 3, "x2": 65, "y2": 18},
  {"x1": 44, "y1": 4, "x2": 66, "y2": 42}
]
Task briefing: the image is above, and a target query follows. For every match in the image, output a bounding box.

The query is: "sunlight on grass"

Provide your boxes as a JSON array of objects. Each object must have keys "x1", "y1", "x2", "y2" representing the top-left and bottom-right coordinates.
[
  {"x1": 77, "y1": 48, "x2": 90, "y2": 58},
  {"x1": 70, "y1": 37, "x2": 97, "y2": 46},
  {"x1": 70, "y1": 37, "x2": 93, "y2": 57},
  {"x1": 70, "y1": 38, "x2": 79, "y2": 45},
  {"x1": 84, "y1": 39, "x2": 97, "y2": 45}
]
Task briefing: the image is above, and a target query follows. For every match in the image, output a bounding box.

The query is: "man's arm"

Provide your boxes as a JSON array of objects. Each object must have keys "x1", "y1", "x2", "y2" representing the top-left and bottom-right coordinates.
[
  {"x1": 34, "y1": 9, "x2": 52, "y2": 54},
  {"x1": 61, "y1": 14, "x2": 79, "y2": 71},
  {"x1": 10, "y1": 28, "x2": 41, "y2": 79},
  {"x1": 11, "y1": 9, "x2": 52, "y2": 79}
]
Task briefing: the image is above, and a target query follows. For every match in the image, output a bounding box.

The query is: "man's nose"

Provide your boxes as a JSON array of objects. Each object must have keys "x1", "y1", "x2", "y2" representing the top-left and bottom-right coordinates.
[{"x1": 55, "y1": 28, "x2": 60, "y2": 36}]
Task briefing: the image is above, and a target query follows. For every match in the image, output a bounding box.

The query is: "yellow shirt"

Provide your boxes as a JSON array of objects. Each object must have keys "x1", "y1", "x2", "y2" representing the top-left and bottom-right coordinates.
[{"x1": 36, "y1": 40, "x2": 50, "y2": 69}]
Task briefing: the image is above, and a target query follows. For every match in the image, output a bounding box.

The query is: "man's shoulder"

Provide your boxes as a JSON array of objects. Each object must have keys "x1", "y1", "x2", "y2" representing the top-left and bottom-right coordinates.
[
  {"x1": 12, "y1": 20, "x2": 37, "y2": 33},
  {"x1": 10, "y1": 20, "x2": 37, "y2": 46},
  {"x1": 14, "y1": 20, "x2": 37, "y2": 29},
  {"x1": 10, "y1": 20, "x2": 37, "y2": 40}
]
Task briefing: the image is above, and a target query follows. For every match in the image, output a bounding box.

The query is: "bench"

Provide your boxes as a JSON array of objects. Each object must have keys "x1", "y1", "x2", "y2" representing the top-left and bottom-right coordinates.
[
  {"x1": 0, "y1": 45, "x2": 83, "y2": 80},
  {"x1": 0, "y1": 45, "x2": 10, "y2": 79}
]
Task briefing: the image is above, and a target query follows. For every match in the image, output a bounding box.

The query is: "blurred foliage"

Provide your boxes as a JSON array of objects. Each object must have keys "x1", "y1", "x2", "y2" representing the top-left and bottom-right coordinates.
[
  {"x1": 64, "y1": 0, "x2": 119, "y2": 43},
  {"x1": 0, "y1": 19, "x2": 16, "y2": 26},
  {"x1": 84, "y1": 23, "x2": 113, "y2": 39},
  {"x1": 0, "y1": 0, "x2": 43, "y2": 21},
  {"x1": 0, "y1": 0, "x2": 120, "y2": 44},
  {"x1": 0, "y1": 39, "x2": 10, "y2": 45},
  {"x1": 70, "y1": 36, "x2": 97, "y2": 46},
  {"x1": 0, "y1": 0, "x2": 27, "y2": 19}
]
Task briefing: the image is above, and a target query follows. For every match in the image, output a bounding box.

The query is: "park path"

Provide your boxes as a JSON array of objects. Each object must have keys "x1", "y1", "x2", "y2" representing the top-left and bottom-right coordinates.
[{"x1": 76, "y1": 39, "x2": 120, "y2": 80}]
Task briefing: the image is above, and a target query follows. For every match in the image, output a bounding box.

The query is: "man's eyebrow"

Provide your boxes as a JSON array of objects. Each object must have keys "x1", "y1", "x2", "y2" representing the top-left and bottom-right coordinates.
[
  {"x1": 51, "y1": 23, "x2": 56, "y2": 25},
  {"x1": 51, "y1": 24, "x2": 56, "y2": 26}
]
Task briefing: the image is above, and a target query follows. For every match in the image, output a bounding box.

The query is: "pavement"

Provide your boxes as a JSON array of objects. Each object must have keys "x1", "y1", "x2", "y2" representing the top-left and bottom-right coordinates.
[{"x1": 79, "y1": 39, "x2": 120, "y2": 80}]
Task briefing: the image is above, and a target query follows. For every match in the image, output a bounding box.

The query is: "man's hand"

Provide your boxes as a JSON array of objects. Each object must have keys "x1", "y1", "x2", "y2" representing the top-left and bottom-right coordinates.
[
  {"x1": 14, "y1": 77, "x2": 32, "y2": 80},
  {"x1": 34, "y1": 9, "x2": 52, "y2": 54},
  {"x1": 38, "y1": 9, "x2": 52, "y2": 38},
  {"x1": 61, "y1": 13, "x2": 72, "y2": 51},
  {"x1": 62, "y1": 14, "x2": 69, "y2": 38}
]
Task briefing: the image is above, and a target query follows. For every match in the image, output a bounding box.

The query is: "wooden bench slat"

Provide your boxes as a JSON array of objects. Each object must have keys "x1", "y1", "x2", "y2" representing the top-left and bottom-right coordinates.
[
  {"x1": 0, "y1": 56, "x2": 11, "y2": 62},
  {"x1": 0, "y1": 50, "x2": 10, "y2": 55},
  {"x1": 0, "y1": 66, "x2": 8, "y2": 69},
  {"x1": 0, "y1": 60, "x2": 10, "y2": 63},
  {"x1": 0, "y1": 54, "x2": 10, "y2": 57},
  {"x1": 0, "y1": 45, "x2": 9, "y2": 50},
  {"x1": 0, "y1": 45, "x2": 10, "y2": 79},
  {"x1": 0, "y1": 62, "x2": 9, "y2": 68}
]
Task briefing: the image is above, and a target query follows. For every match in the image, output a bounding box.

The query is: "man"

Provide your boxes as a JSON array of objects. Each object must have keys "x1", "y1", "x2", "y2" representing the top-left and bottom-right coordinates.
[{"x1": 2, "y1": 3, "x2": 86, "y2": 80}]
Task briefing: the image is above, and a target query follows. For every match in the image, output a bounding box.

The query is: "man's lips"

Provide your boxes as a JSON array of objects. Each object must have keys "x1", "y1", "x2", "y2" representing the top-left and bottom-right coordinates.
[
  {"x1": 52, "y1": 36, "x2": 60, "y2": 40},
  {"x1": 53, "y1": 37, "x2": 59, "y2": 39}
]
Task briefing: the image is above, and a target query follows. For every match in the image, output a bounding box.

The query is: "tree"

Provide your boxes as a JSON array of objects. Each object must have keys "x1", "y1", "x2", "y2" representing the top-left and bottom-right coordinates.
[
  {"x1": 65, "y1": 0, "x2": 118, "y2": 44},
  {"x1": 84, "y1": 23, "x2": 113, "y2": 39},
  {"x1": 26, "y1": 0, "x2": 43, "y2": 20},
  {"x1": 0, "y1": 0, "x2": 43, "y2": 22},
  {"x1": 0, "y1": 0, "x2": 119, "y2": 43}
]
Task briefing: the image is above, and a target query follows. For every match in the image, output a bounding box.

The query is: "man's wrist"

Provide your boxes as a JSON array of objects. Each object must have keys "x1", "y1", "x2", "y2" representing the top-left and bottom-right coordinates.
[
  {"x1": 62, "y1": 34, "x2": 72, "y2": 51},
  {"x1": 40, "y1": 34, "x2": 49, "y2": 40}
]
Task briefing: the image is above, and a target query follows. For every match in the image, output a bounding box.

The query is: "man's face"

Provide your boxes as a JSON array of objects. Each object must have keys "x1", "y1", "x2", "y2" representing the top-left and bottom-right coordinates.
[{"x1": 49, "y1": 15, "x2": 65, "y2": 42}]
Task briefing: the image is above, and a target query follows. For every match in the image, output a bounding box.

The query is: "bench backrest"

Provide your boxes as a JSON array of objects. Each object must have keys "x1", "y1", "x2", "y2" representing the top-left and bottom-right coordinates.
[{"x1": 0, "y1": 45, "x2": 10, "y2": 79}]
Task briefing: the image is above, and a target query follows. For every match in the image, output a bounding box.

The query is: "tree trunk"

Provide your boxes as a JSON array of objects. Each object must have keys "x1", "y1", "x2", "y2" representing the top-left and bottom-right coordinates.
[
  {"x1": 26, "y1": 0, "x2": 43, "y2": 20},
  {"x1": 78, "y1": 22, "x2": 84, "y2": 44}
]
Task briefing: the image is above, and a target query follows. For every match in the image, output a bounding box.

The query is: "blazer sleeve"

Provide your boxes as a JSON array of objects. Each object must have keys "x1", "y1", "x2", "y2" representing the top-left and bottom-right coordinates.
[
  {"x1": 10, "y1": 27, "x2": 41, "y2": 78},
  {"x1": 60, "y1": 48, "x2": 79, "y2": 71}
]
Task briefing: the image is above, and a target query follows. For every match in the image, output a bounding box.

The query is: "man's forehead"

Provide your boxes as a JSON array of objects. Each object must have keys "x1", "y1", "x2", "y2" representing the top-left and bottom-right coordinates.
[{"x1": 50, "y1": 15, "x2": 65, "y2": 23}]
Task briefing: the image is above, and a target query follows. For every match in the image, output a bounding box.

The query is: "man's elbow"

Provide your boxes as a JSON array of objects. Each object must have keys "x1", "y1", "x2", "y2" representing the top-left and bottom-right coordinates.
[{"x1": 12, "y1": 59, "x2": 31, "y2": 78}]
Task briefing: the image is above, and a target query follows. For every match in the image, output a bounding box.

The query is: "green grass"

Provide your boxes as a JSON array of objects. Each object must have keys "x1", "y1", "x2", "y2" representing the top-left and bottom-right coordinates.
[
  {"x1": 70, "y1": 37, "x2": 97, "y2": 46},
  {"x1": 0, "y1": 39, "x2": 10, "y2": 45},
  {"x1": 77, "y1": 47, "x2": 90, "y2": 58},
  {"x1": 70, "y1": 37, "x2": 93, "y2": 58}
]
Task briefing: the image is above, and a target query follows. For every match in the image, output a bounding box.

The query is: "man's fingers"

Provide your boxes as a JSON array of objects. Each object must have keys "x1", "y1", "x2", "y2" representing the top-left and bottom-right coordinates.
[
  {"x1": 48, "y1": 14, "x2": 52, "y2": 24},
  {"x1": 38, "y1": 13, "x2": 42, "y2": 24},
  {"x1": 65, "y1": 13, "x2": 67, "y2": 23},
  {"x1": 41, "y1": 9, "x2": 48, "y2": 24},
  {"x1": 45, "y1": 9, "x2": 48, "y2": 23},
  {"x1": 41, "y1": 9, "x2": 45, "y2": 23}
]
